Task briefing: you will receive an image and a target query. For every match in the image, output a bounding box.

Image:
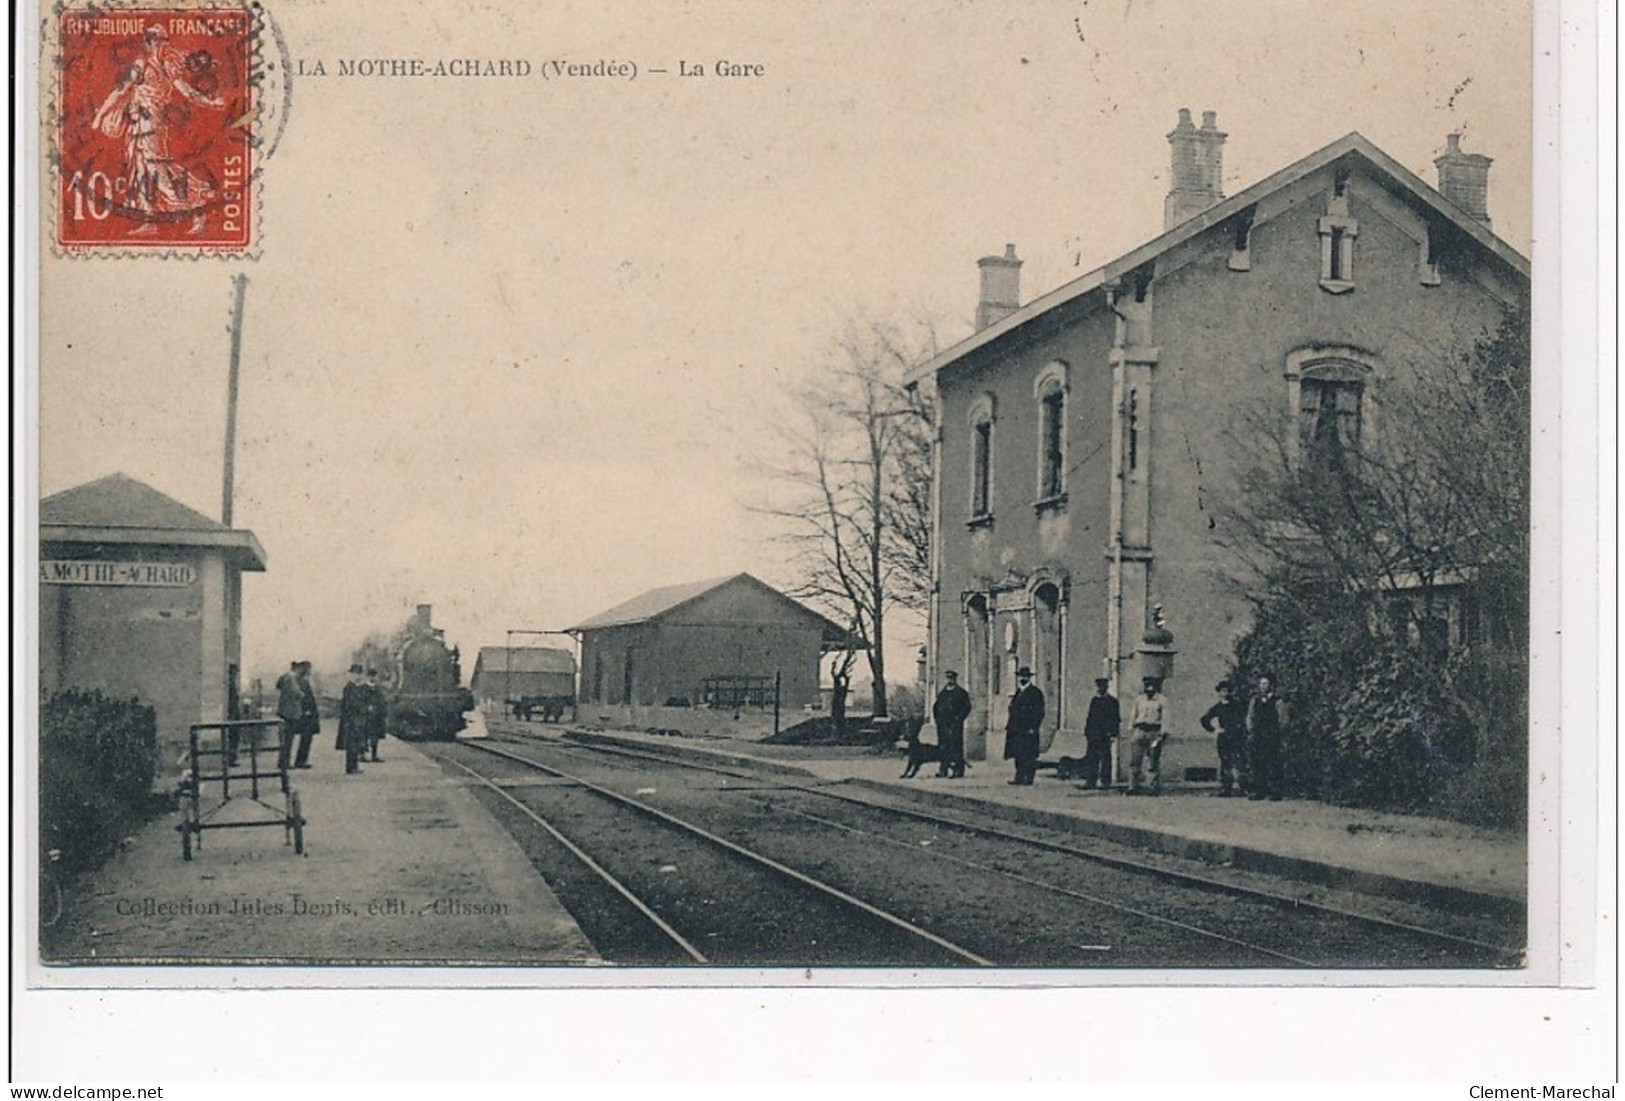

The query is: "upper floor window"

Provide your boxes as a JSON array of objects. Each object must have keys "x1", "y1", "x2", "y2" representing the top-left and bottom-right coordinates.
[
  {"x1": 1040, "y1": 389, "x2": 1065, "y2": 497},
  {"x1": 972, "y1": 420, "x2": 993, "y2": 516},
  {"x1": 1299, "y1": 376, "x2": 1363, "y2": 461},
  {"x1": 1318, "y1": 176, "x2": 1359, "y2": 294},
  {"x1": 967, "y1": 393, "x2": 996, "y2": 525},
  {"x1": 1286, "y1": 348, "x2": 1378, "y2": 467},
  {"x1": 1033, "y1": 362, "x2": 1069, "y2": 507}
]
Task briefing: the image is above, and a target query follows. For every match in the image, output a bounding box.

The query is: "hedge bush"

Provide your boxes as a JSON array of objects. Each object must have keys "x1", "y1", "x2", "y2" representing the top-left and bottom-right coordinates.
[
  {"x1": 40, "y1": 689, "x2": 159, "y2": 872},
  {"x1": 1228, "y1": 590, "x2": 1526, "y2": 829}
]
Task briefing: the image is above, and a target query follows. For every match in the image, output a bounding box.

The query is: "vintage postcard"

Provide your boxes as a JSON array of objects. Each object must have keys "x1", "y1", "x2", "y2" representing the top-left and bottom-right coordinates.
[{"x1": 14, "y1": 0, "x2": 1608, "y2": 1083}]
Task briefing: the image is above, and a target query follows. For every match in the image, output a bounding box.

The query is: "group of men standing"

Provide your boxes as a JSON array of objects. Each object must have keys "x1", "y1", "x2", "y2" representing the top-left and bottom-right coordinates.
[
  {"x1": 337, "y1": 664, "x2": 390, "y2": 774},
  {"x1": 930, "y1": 664, "x2": 1051, "y2": 785},
  {"x1": 274, "y1": 661, "x2": 320, "y2": 770},
  {"x1": 1078, "y1": 675, "x2": 1167, "y2": 795},
  {"x1": 928, "y1": 667, "x2": 1291, "y2": 798},
  {"x1": 1198, "y1": 675, "x2": 1288, "y2": 801},
  {"x1": 273, "y1": 661, "x2": 389, "y2": 775}
]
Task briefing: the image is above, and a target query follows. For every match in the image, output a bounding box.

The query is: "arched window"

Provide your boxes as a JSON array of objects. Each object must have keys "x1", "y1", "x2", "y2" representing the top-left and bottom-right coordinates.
[
  {"x1": 967, "y1": 394, "x2": 996, "y2": 523},
  {"x1": 1030, "y1": 578, "x2": 1066, "y2": 742},
  {"x1": 1033, "y1": 362, "x2": 1069, "y2": 505},
  {"x1": 1285, "y1": 347, "x2": 1380, "y2": 466}
]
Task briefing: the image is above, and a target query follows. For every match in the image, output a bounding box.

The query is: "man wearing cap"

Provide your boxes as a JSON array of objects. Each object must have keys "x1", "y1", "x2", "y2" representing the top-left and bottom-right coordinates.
[
  {"x1": 931, "y1": 670, "x2": 972, "y2": 779},
  {"x1": 1003, "y1": 666, "x2": 1045, "y2": 786},
  {"x1": 337, "y1": 664, "x2": 368, "y2": 775},
  {"x1": 277, "y1": 661, "x2": 321, "y2": 770},
  {"x1": 1127, "y1": 677, "x2": 1167, "y2": 795},
  {"x1": 1080, "y1": 677, "x2": 1121, "y2": 790},
  {"x1": 362, "y1": 668, "x2": 388, "y2": 762},
  {"x1": 1199, "y1": 680, "x2": 1248, "y2": 797}
]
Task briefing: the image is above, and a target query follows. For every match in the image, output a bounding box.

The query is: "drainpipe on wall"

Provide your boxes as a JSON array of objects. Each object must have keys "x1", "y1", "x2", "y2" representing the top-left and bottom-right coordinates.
[
  {"x1": 1105, "y1": 281, "x2": 1129, "y2": 693},
  {"x1": 922, "y1": 381, "x2": 944, "y2": 697},
  {"x1": 1105, "y1": 283, "x2": 1132, "y2": 783}
]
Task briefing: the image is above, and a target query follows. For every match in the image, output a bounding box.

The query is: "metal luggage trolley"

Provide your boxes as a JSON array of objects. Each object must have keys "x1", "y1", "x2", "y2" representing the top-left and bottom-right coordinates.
[{"x1": 177, "y1": 719, "x2": 306, "y2": 860}]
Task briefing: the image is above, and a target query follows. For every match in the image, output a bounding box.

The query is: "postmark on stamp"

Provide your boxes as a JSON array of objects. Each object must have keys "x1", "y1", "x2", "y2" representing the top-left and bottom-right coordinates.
[{"x1": 52, "y1": 3, "x2": 260, "y2": 254}]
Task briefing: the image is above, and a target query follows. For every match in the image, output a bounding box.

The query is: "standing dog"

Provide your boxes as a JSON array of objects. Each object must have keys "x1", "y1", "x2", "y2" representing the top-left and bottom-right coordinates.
[{"x1": 899, "y1": 730, "x2": 944, "y2": 779}]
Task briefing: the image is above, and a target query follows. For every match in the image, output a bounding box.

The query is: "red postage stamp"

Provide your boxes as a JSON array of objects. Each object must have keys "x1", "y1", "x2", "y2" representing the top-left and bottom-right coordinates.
[{"x1": 54, "y1": 5, "x2": 255, "y2": 253}]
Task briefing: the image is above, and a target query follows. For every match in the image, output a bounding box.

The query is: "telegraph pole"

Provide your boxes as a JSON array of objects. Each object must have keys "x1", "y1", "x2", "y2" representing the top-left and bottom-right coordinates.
[{"x1": 222, "y1": 274, "x2": 249, "y2": 526}]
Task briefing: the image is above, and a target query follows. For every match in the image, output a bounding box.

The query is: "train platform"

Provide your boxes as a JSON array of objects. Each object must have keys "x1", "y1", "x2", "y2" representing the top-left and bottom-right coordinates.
[
  {"x1": 40, "y1": 734, "x2": 600, "y2": 967},
  {"x1": 543, "y1": 722, "x2": 1527, "y2": 917}
]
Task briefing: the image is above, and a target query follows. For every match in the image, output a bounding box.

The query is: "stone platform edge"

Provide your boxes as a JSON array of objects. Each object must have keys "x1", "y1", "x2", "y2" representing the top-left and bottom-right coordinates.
[{"x1": 551, "y1": 726, "x2": 1524, "y2": 920}]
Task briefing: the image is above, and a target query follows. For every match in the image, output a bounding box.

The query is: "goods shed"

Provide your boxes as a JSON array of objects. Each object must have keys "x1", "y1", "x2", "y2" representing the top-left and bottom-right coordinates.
[{"x1": 570, "y1": 573, "x2": 857, "y2": 710}]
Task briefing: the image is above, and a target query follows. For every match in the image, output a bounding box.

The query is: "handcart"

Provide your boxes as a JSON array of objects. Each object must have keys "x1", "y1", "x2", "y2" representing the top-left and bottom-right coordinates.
[{"x1": 177, "y1": 719, "x2": 305, "y2": 860}]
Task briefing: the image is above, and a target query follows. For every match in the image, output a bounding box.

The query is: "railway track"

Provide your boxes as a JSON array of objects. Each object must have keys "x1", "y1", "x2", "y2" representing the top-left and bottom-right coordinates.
[
  {"x1": 423, "y1": 741, "x2": 989, "y2": 966},
  {"x1": 477, "y1": 730, "x2": 1525, "y2": 969}
]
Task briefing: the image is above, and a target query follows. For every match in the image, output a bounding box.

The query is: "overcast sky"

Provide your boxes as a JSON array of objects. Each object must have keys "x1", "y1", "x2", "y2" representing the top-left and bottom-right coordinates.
[{"x1": 37, "y1": 0, "x2": 1533, "y2": 685}]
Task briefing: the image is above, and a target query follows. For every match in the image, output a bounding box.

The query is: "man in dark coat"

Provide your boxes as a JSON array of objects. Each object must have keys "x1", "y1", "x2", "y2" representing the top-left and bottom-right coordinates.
[
  {"x1": 277, "y1": 660, "x2": 320, "y2": 770},
  {"x1": 1246, "y1": 675, "x2": 1287, "y2": 801},
  {"x1": 1199, "y1": 680, "x2": 1248, "y2": 797},
  {"x1": 363, "y1": 668, "x2": 388, "y2": 762},
  {"x1": 1003, "y1": 666, "x2": 1045, "y2": 786},
  {"x1": 337, "y1": 664, "x2": 368, "y2": 775},
  {"x1": 931, "y1": 670, "x2": 972, "y2": 779},
  {"x1": 1080, "y1": 677, "x2": 1121, "y2": 789}
]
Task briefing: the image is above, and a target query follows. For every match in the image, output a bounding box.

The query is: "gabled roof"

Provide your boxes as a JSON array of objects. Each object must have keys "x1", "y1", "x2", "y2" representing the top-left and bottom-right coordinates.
[
  {"x1": 43, "y1": 472, "x2": 226, "y2": 530},
  {"x1": 909, "y1": 132, "x2": 1531, "y2": 385},
  {"x1": 569, "y1": 574, "x2": 742, "y2": 630},
  {"x1": 472, "y1": 646, "x2": 576, "y2": 676},
  {"x1": 40, "y1": 472, "x2": 267, "y2": 570},
  {"x1": 568, "y1": 572, "x2": 859, "y2": 648}
]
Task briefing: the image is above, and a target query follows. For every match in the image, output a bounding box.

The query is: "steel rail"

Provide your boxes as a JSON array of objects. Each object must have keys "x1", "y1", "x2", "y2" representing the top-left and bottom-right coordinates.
[
  {"x1": 500, "y1": 730, "x2": 1523, "y2": 963},
  {"x1": 751, "y1": 797, "x2": 1317, "y2": 966},
  {"x1": 463, "y1": 739, "x2": 994, "y2": 966},
  {"x1": 428, "y1": 748, "x2": 709, "y2": 963}
]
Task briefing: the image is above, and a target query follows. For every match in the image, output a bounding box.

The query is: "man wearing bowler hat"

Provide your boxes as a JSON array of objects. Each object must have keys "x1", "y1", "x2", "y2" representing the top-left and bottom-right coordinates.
[
  {"x1": 1003, "y1": 666, "x2": 1045, "y2": 786},
  {"x1": 931, "y1": 670, "x2": 972, "y2": 779}
]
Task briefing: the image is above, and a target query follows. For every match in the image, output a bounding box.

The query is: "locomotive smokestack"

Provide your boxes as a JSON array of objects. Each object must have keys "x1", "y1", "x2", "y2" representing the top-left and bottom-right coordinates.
[{"x1": 416, "y1": 603, "x2": 432, "y2": 628}]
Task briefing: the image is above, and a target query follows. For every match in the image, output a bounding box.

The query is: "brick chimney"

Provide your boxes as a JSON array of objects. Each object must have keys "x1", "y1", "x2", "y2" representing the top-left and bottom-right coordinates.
[
  {"x1": 1164, "y1": 108, "x2": 1227, "y2": 230},
  {"x1": 976, "y1": 243, "x2": 1022, "y2": 331},
  {"x1": 1434, "y1": 133, "x2": 1492, "y2": 227}
]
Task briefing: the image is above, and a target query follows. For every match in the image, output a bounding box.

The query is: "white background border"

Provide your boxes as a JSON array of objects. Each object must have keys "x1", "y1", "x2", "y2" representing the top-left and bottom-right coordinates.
[{"x1": 7, "y1": 0, "x2": 1615, "y2": 1084}]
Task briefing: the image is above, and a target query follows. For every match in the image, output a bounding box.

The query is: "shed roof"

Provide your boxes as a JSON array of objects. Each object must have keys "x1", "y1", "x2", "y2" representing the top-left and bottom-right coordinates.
[
  {"x1": 568, "y1": 572, "x2": 859, "y2": 648},
  {"x1": 40, "y1": 473, "x2": 267, "y2": 571},
  {"x1": 568, "y1": 574, "x2": 742, "y2": 630},
  {"x1": 908, "y1": 132, "x2": 1531, "y2": 386},
  {"x1": 472, "y1": 646, "x2": 576, "y2": 676}
]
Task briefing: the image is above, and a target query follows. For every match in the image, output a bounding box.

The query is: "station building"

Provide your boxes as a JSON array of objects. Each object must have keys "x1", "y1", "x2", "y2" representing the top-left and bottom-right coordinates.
[
  {"x1": 570, "y1": 573, "x2": 853, "y2": 712},
  {"x1": 39, "y1": 473, "x2": 266, "y2": 762},
  {"x1": 912, "y1": 114, "x2": 1530, "y2": 771}
]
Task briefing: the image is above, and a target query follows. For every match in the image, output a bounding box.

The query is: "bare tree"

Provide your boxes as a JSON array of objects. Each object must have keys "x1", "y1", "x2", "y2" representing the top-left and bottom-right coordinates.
[
  {"x1": 755, "y1": 319, "x2": 937, "y2": 719},
  {"x1": 1226, "y1": 304, "x2": 1529, "y2": 649}
]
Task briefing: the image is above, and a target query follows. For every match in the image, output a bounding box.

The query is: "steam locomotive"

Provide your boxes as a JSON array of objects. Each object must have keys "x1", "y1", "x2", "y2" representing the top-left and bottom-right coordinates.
[{"x1": 387, "y1": 604, "x2": 475, "y2": 741}]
